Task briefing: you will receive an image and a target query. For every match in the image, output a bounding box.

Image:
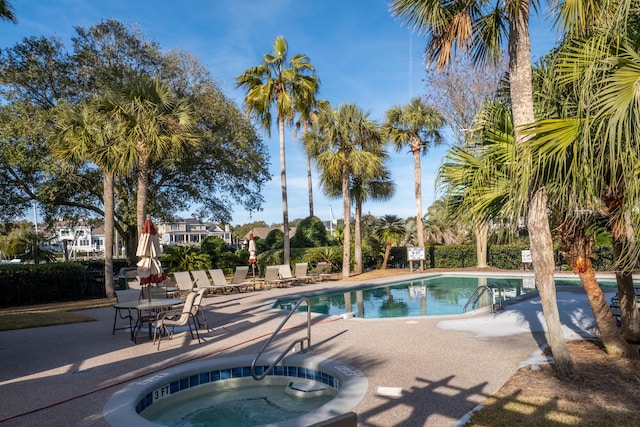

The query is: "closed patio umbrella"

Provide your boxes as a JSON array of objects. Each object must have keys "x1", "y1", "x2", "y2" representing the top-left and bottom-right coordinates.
[
  {"x1": 248, "y1": 232, "x2": 257, "y2": 283},
  {"x1": 136, "y1": 215, "x2": 167, "y2": 301}
]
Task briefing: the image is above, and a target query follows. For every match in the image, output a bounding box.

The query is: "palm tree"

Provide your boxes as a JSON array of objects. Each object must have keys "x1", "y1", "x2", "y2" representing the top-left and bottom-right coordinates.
[
  {"x1": 523, "y1": 13, "x2": 640, "y2": 348},
  {"x1": 102, "y1": 77, "x2": 199, "y2": 236},
  {"x1": 376, "y1": 215, "x2": 407, "y2": 269},
  {"x1": 443, "y1": 89, "x2": 637, "y2": 356},
  {"x1": 54, "y1": 101, "x2": 131, "y2": 297},
  {"x1": 383, "y1": 97, "x2": 444, "y2": 270},
  {"x1": 0, "y1": 0, "x2": 16, "y2": 23},
  {"x1": 390, "y1": 0, "x2": 578, "y2": 380},
  {"x1": 304, "y1": 102, "x2": 382, "y2": 278},
  {"x1": 323, "y1": 152, "x2": 395, "y2": 274},
  {"x1": 236, "y1": 36, "x2": 320, "y2": 265}
]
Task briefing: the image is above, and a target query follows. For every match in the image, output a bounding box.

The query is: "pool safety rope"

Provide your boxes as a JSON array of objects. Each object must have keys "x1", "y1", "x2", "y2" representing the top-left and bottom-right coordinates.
[{"x1": 0, "y1": 315, "x2": 343, "y2": 423}]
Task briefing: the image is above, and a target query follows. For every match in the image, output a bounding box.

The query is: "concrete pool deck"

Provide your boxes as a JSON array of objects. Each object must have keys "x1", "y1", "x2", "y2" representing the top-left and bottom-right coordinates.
[{"x1": 0, "y1": 271, "x2": 611, "y2": 427}]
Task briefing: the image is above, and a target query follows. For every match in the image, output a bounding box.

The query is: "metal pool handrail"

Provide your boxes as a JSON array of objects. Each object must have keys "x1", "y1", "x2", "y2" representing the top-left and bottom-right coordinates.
[
  {"x1": 464, "y1": 284, "x2": 503, "y2": 313},
  {"x1": 250, "y1": 297, "x2": 312, "y2": 381}
]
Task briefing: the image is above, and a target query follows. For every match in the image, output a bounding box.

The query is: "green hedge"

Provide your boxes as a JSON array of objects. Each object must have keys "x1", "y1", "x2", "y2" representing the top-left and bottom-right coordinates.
[
  {"x1": 389, "y1": 244, "x2": 614, "y2": 271},
  {"x1": 0, "y1": 263, "x2": 106, "y2": 307}
]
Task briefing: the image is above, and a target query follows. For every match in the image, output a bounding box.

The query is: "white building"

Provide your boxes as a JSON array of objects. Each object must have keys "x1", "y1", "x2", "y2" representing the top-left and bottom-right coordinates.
[{"x1": 157, "y1": 219, "x2": 233, "y2": 246}]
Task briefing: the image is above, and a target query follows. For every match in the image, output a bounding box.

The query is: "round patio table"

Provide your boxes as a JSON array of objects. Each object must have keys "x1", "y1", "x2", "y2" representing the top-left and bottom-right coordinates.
[{"x1": 133, "y1": 298, "x2": 184, "y2": 343}]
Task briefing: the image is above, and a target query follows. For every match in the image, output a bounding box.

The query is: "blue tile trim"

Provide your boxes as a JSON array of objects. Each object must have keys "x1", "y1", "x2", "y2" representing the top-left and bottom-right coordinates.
[{"x1": 136, "y1": 365, "x2": 338, "y2": 414}]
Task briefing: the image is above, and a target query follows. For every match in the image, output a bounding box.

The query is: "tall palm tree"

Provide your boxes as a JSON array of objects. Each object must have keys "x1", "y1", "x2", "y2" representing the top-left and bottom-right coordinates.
[
  {"x1": 0, "y1": 0, "x2": 16, "y2": 23},
  {"x1": 304, "y1": 102, "x2": 382, "y2": 278},
  {"x1": 236, "y1": 36, "x2": 320, "y2": 265},
  {"x1": 294, "y1": 99, "x2": 328, "y2": 218},
  {"x1": 323, "y1": 151, "x2": 395, "y2": 274},
  {"x1": 383, "y1": 97, "x2": 444, "y2": 271},
  {"x1": 376, "y1": 214, "x2": 407, "y2": 269},
  {"x1": 390, "y1": 0, "x2": 578, "y2": 380},
  {"x1": 54, "y1": 101, "x2": 131, "y2": 297},
  {"x1": 102, "y1": 77, "x2": 198, "y2": 236}
]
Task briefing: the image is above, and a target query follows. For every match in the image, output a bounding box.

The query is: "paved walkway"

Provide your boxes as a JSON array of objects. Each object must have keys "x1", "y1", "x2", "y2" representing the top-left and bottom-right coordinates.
[{"x1": 0, "y1": 272, "x2": 603, "y2": 427}]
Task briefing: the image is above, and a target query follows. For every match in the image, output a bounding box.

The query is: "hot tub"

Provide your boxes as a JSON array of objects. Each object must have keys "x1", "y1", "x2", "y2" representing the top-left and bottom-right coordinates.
[{"x1": 104, "y1": 353, "x2": 367, "y2": 426}]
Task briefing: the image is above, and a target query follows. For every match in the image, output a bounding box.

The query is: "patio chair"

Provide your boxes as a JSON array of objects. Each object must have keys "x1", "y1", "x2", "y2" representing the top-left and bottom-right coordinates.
[
  {"x1": 190, "y1": 287, "x2": 210, "y2": 331},
  {"x1": 153, "y1": 290, "x2": 201, "y2": 350},
  {"x1": 172, "y1": 271, "x2": 196, "y2": 295},
  {"x1": 112, "y1": 289, "x2": 141, "y2": 337},
  {"x1": 208, "y1": 268, "x2": 249, "y2": 293},
  {"x1": 293, "y1": 262, "x2": 314, "y2": 284}
]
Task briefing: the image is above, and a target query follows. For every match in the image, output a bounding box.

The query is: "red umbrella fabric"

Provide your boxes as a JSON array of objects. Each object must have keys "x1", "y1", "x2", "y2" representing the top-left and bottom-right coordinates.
[{"x1": 136, "y1": 216, "x2": 167, "y2": 288}]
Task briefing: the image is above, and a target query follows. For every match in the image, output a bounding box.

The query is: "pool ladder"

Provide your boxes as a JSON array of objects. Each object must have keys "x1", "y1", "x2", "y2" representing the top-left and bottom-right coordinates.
[
  {"x1": 250, "y1": 297, "x2": 311, "y2": 381},
  {"x1": 463, "y1": 284, "x2": 503, "y2": 313}
]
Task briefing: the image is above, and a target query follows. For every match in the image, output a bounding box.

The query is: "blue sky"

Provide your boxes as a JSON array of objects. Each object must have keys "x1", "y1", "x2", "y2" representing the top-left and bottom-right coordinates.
[{"x1": 1, "y1": 1, "x2": 560, "y2": 226}]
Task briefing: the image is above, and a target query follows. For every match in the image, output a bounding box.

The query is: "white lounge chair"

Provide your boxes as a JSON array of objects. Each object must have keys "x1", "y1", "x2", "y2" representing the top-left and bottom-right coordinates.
[
  {"x1": 153, "y1": 290, "x2": 201, "y2": 350},
  {"x1": 208, "y1": 269, "x2": 249, "y2": 293},
  {"x1": 293, "y1": 262, "x2": 314, "y2": 284},
  {"x1": 172, "y1": 271, "x2": 195, "y2": 295},
  {"x1": 190, "y1": 270, "x2": 212, "y2": 288}
]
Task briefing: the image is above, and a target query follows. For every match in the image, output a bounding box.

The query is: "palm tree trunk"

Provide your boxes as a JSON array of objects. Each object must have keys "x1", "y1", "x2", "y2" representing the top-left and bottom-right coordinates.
[
  {"x1": 612, "y1": 241, "x2": 640, "y2": 343},
  {"x1": 136, "y1": 154, "x2": 149, "y2": 236},
  {"x1": 354, "y1": 198, "x2": 363, "y2": 274},
  {"x1": 103, "y1": 172, "x2": 115, "y2": 298},
  {"x1": 527, "y1": 188, "x2": 577, "y2": 380},
  {"x1": 279, "y1": 117, "x2": 290, "y2": 265},
  {"x1": 412, "y1": 141, "x2": 425, "y2": 271},
  {"x1": 306, "y1": 152, "x2": 314, "y2": 217},
  {"x1": 562, "y1": 228, "x2": 638, "y2": 357},
  {"x1": 510, "y1": 8, "x2": 576, "y2": 380},
  {"x1": 382, "y1": 243, "x2": 391, "y2": 269},
  {"x1": 341, "y1": 164, "x2": 350, "y2": 278},
  {"x1": 475, "y1": 221, "x2": 488, "y2": 268}
]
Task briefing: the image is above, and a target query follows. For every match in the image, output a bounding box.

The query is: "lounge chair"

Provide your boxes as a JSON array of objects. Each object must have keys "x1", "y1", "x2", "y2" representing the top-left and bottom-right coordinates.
[
  {"x1": 208, "y1": 268, "x2": 249, "y2": 293},
  {"x1": 264, "y1": 264, "x2": 295, "y2": 288},
  {"x1": 172, "y1": 271, "x2": 195, "y2": 295},
  {"x1": 309, "y1": 262, "x2": 329, "y2": 280},
  {"x1": 231, "y1": 265, "x2": 261, "y2": 291},
  {"x1": 153, "y1": 290, "x2": 201, "y2": 350},
  {"x1": 191, "y1": 270, "x2": 212, "y2": 288},
  {"x1": 293, "y1": 262, "x2": 314, "y2": 284}
]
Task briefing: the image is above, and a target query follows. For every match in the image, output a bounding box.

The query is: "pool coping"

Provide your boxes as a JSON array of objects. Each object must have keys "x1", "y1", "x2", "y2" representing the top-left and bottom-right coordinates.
[{"x1": 103, "y1": 353, "x2": 368, "y2": 427}]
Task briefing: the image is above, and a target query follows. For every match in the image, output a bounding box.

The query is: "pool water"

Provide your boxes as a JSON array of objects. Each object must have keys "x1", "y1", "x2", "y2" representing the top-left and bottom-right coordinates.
[
  {"x1": 275, "y1": 275, "x2": 618, "y2": 319},
  {"x1": 142, "y1": 378, "x2": 335, "y2": 427}
]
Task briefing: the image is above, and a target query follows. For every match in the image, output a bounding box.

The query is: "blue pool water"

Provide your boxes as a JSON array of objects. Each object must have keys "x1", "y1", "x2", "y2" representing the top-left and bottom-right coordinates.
[{"x1": 274, "y1": 275, "x2": 618, "y2": 319}]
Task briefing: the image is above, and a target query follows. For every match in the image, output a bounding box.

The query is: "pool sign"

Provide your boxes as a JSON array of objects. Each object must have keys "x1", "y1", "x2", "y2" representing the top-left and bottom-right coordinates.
[
  {"x1": 407, "y1": 247, "x2": 425, "y2": 261},
  {"x1": 521, "y1": 250, "x2": 532, "y2": 263}
]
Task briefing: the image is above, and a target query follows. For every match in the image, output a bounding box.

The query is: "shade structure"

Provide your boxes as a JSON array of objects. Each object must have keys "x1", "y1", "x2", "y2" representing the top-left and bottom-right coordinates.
[{"x1": 136, "y1": 216, "x2": 167, "y2": 299}]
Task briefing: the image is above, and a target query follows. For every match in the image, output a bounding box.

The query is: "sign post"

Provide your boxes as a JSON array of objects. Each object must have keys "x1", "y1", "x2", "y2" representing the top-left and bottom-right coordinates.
[
  {"x1": 407, "y1": 247, "x2": 425, "y2": 272},
  {"x1": 521, "y1": 250, "x2": 532, "y2": 270}
]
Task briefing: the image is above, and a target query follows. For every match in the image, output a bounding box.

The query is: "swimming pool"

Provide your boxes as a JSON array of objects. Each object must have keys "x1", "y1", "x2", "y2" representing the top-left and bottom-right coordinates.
[{"x1": 274, "y1": 274, "x2": 618, "y2": 319}]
